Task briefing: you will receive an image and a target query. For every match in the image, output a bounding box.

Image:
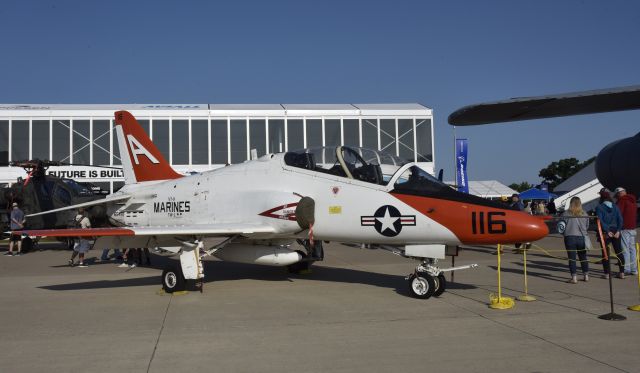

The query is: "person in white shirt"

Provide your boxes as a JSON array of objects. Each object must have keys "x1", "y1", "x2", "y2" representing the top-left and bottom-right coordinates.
[{"x1": 68, "y1": 208, "x2": 91, "y2": 267}]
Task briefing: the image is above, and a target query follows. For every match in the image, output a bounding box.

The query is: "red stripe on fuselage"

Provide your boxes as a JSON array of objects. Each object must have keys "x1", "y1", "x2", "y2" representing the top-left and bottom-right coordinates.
[{"x1": 13, "y1": 228, "x2": 136, "y2": 237}]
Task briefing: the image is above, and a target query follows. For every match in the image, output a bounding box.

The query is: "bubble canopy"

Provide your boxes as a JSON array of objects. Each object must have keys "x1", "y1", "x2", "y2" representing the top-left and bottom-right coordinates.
[{"x1": 284, "y1": 146, "x2": 443, "y2": 189}]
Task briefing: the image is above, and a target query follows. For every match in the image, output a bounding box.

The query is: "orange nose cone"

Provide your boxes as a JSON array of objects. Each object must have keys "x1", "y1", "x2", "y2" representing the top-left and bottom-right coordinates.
[{"x1": 508, "y1": 213, "x2": 549, "y2": 243}]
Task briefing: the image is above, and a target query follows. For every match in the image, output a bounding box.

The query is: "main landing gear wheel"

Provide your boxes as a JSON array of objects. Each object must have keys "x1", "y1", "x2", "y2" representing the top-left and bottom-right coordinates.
[
  {"x1": 433, "y1": 274, "x2": 446, "y2": 297},
  {"x1": 162, "y1": 264, "x2": 186, "y2": 293},
  {"x1": 408, "y1": 274, "x2": 435, "y2": 299}
]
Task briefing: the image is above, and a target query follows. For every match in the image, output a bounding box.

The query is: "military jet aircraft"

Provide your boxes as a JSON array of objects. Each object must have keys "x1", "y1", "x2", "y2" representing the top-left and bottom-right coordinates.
[{"x1": 14, "y1": 111, "x2": 548, "y2": 298}]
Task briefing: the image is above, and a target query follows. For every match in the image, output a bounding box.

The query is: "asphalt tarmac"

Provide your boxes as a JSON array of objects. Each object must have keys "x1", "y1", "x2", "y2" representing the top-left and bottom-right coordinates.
[{"x1": 1, "y1": 235, "x2": 639, "y2": 373}]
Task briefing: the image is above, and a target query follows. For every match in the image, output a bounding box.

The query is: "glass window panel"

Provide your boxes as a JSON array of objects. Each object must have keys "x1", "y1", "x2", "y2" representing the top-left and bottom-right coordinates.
[
  {"x1": 287, "y1": 119, "x2": 304, "y2": 151},
  {"x1": 343, "y1": 119, "x2": 359, "y2": 147},
  {"x1": 113, "y1": 181, "x2": 125, "y2": 192},
  {"x1": 72, "y1": 120, "x2": 90, "y2": 165},
  {"x1": 211, "y1": 119, "x2": 228, "y2": 164},
  {"x1": 10, "y1": 120, "x2": 29, "y2": 161},
  {"x1": 111, "y1": 120, "x2": 121, "y2": 165},
  {"x1": 137, "y1": 120, "x2": 150, "y2": 136},
  {"x1": 0, "y1": 121, "x2": 8, "y2": 164},
  {"x1": 306, "y1": 119, "x2": 322, "y2": 148},
  {"x1": 93, "y1": 120, "x2": 110, "y2": 166},
  {"x1": 172, "y1": 119, "x2": 189, "y2": 165},
  {"x1": 249, "y1": 119, "x2": 266, "y2": 157},
  {"x1": 230, "y1": 119, "x2": 247, "y2": 163},
  {"x1": 52, "y1": 119, "x2": 70, "y2": 162},
  {"x1": 362, "y1": 118, "x2": 378, "y2": 150},
  {"x1": 398, "y1": 119, "x2": 414, "y2": 162},
  {"x1": 325, "y1": 119, "x2": 341, "y2": 147},
  {"x1": 268, "y1": 119, "x2": 285, "y2": 153},
  {"x1": 380, "y1": 119, "x2": 396, "y2": 155},
  {"x1": 191, "y1": 120, "x2": 208, "y2": 164},
  {"x1": 153, "y1": 119, "x2": 170, "y2": 162},
  {"x1": 416, "y1": 118, "x2": 433, "y2": 162},
  {"x1": 32, "y1": 120, "x2": 50, "y2": 161}
]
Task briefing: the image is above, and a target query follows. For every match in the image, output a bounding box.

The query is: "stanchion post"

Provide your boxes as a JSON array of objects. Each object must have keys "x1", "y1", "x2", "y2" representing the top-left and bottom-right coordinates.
[
  {"x1": 597, "y1": 218, "x2": 626, "y2": 321},
  {"x1": 517, "y1": 246, "x2": 536, "y2": 302},
  {"x1": 628, "y1": 243, "x2": 640, "y2": 312},
  {"x1": 489, "y1": 244, "x2": 514, "y2": 309}
]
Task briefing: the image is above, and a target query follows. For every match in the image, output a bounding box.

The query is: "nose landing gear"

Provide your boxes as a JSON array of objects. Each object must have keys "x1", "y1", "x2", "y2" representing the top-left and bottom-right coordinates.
[{"x1": 406, "y1": 259, "x2": 477, "y2": 299}]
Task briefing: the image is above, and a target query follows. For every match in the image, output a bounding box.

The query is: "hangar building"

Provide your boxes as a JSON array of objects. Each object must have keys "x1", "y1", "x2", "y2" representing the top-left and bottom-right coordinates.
[{"x1": 0, "y1": 104, "x2": 434, "y2": 192}]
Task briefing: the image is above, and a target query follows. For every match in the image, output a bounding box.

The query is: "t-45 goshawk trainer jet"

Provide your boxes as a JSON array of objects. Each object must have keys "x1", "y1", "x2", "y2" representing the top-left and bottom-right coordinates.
[{"x1": 15, "y1": 111, "x2": 548, "y2": 298}]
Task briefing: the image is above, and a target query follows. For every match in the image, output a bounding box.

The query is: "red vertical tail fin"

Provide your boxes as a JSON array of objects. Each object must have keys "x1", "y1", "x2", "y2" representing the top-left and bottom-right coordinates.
[{"x1": 114, "y1": 111, "x2": 182, "y2": 183}]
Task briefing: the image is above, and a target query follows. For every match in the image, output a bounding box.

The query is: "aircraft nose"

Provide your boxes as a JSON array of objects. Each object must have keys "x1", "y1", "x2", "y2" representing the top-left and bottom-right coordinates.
[{"x1": 511, "y1": 213, "x2": 549, "y2": 243}]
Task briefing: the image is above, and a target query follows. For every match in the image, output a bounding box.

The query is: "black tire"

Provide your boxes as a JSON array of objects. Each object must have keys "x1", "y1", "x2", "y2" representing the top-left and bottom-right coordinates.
[
  {"x1": 433, "y1": 274, "x2": 446, "y2": 297},
  {"x1": 162, "y1": 264, "x2": 186, "y2": 293},
  {"x1": 408, "y1": 274, "x2": 435, "y2": 299}
]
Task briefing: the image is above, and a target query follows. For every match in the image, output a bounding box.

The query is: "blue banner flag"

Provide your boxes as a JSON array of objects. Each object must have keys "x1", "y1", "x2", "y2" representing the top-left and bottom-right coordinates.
[{"x1": 455, "y1": 138, "x2": 469, "y2": 194}]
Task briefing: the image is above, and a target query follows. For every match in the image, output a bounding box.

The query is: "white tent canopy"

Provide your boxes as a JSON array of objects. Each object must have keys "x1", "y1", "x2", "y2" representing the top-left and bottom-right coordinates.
[{"x1": 446, "y1": 180, "x2": 517, "y2": 199}]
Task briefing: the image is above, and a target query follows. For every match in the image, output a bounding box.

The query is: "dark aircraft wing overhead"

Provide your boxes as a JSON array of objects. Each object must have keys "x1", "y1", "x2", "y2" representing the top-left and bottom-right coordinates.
[{"x1": 448, "y1": 85, "x2": 640, "y2": 126}]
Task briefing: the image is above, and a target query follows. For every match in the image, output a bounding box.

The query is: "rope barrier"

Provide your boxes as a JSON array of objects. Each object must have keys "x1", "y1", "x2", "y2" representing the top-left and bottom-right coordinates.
[{"x1": 487, "y1": 216, "x2": 632, "y2": 320}]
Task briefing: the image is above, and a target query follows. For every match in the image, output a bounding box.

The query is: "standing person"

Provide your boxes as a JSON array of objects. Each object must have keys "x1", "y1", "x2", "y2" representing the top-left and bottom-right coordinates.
[
  {"x1": 615, "y1": 187, "x2": 638, "y2": 276},
  {"x1": 68, "y1": 208, "x2": 91, "y2": 267},
  {"x1": 547, "y1": 199, "x2": 557, "y2": 215},
  {"x1": 6, "y1": 202, "x2": 25, "y2": 256},
  {"x1": 596, "y1": 190, "x2": 625, "y2": 279},
  {"x1": 510, "y1": 194, "x2": 524, "y2": 211},
  {"x1": 562, "y1": 197, "x2": 590, "y2": 283}
]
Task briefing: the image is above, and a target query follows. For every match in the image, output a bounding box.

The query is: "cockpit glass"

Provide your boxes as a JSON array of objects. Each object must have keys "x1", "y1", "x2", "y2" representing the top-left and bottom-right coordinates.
[
  {"x1": 284, "y1": 146, "x2": 403, "y2": 185},
  {"x1": 61, "y1": 179, "x2": 94, "y2": 196},
  {"x1": 393, "y1": 165, "x2": 447, "y2": 193}
]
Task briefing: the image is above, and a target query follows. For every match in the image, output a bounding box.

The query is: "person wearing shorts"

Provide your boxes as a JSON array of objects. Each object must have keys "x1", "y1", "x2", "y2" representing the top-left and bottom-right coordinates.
[{"x1": 6, "y1": 202, "x2": 25, "y2": 256}]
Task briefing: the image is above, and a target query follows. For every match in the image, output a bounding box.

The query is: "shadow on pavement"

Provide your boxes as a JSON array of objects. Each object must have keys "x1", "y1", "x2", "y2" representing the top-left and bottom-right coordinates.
[{"x1": 39, "y1": 258, "x2": 478, "y2": 294}]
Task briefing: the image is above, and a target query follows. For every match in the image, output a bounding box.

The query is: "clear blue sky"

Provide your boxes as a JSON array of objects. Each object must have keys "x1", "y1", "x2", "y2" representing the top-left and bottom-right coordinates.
[{"x1": 1, "y1": 0, "x2": 639, "y2": 185}]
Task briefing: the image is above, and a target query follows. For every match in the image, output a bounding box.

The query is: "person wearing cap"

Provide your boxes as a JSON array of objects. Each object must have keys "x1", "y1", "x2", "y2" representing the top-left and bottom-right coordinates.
[
  {"x1": 596, "y1": 189, "x2": 625, "y2": 279},
  {"x1": 68, "y1": 208, "x2": 92, "y2": 267},
  {"x1": 509, "y1": 194, "x2": 524, "y2": 211},
  {"x1": 615, "y1": 187, "x2": 638, "y2": 276},
  {"x1": 5, "y1": 202, "x2": 26, "y2": 256}
]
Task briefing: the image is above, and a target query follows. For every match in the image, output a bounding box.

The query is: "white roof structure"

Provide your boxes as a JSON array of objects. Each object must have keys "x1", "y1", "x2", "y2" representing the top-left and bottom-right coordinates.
[
  {"x1": 0, "y1": 103, "x2": 431, "y2": 117},
  {"x1": 447, "y1": 180, "x2": 517, "y2": 199}
]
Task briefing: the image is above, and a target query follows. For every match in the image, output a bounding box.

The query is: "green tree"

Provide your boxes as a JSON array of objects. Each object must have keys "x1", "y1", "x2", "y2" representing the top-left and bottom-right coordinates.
[
  {"x1": 538, "y1": 157, "x2": 595, "y2": 190},
  {"x1": 508, "y1": 181, "x2": 533, "y2": 192}
]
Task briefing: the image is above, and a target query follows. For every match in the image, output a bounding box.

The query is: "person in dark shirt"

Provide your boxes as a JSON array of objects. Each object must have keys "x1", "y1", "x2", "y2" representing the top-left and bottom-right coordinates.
[
  {"x1": 510, "y1": 194, "x2": 524, "y2": 211},
  {"x1": 6, "y1": 203, "x2": 25, "y2": 256},
  {"x1": 596, "y1": 189, "x2": 624, "y2": 279}
]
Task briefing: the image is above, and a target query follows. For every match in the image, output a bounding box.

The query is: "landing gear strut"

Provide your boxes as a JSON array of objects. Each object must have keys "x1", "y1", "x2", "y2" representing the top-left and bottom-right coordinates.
[{"x1": 288, "y1": 239, "x2": 324, "y2": 274}]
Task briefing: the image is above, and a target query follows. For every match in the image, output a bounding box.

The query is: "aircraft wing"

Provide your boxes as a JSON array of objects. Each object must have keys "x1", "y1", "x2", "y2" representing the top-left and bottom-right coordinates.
[
  {"x1": 448, "y1": 85, "x2": 640, "y2": 125},
  {"x1": 11, "y1": 223, "x2": 276, "y2": 238},
  {"x1": 25, "y1": 194, "x2": 132, "y2": 218}
]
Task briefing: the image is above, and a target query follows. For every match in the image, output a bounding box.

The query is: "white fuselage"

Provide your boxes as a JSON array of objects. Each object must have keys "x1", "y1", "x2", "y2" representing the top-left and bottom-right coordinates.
[{"x1": 108, "y1": 153, "x2": 459, "y2": 247}]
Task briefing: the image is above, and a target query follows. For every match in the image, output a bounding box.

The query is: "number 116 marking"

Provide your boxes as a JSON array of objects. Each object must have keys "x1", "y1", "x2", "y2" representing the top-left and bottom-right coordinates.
[{"x1": 471, "y1": 211, "x2": 507, "y2": 234}]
